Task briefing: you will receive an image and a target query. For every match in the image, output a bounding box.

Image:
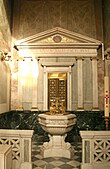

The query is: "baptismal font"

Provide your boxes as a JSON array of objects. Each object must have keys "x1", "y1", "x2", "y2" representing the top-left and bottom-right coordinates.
[{"x1": 38, "y1": 98, "x2": 77, "y2": 159}]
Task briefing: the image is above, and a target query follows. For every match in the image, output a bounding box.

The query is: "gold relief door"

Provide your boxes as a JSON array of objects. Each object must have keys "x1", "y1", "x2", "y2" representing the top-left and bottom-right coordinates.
[{"x1": 48, "y1": 73, "x2": 67, "y2": 110}]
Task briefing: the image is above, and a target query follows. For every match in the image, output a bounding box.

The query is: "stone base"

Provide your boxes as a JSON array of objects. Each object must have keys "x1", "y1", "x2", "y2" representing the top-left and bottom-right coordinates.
[
  {"x1": 41, "y1": 146, "x2": 74, "y2": 159},
  {"x1": 41, "y1": 135, "x2": 74, "y2": 159},
  {"x1": 16, "y1": 107, "x2": 24, "y2": 111},
  {"x1": 77, "y1": 108, "x2": 84, "y2": 111},
  {"x1": 92, "y1": 108, "x2": 99, "y2": 111},
  {"x1": 31, "y1": 107, "x2": 39, "y2": 111},
  {"x1": 81, "y1": 164, "x2": 93, "y2": 169},
  {"x1": 81, "y1": 163, "x2": 110, "y2": 169},
  {"x1": 21, "y1": 162, "x2": 32, "y2": 169}
]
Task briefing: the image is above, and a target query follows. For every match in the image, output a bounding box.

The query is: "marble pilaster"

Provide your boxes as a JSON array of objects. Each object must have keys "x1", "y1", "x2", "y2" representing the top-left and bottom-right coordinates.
[
  {"x1": 67, "y1": 66, "x2": 72, "y2": 111},
  {"x1": 43, "y1": 66, "x2": 48, "y2": 111},
  {"x1": 31, "y1": 77, "x2": 38, "y2": 111},
  {"x1": 77, "y1": 58, "x2": 84, "y2": 110},
  {"x1": 17, "y1": 61, "x2": 23, "y2": 111},
  {"x1": 91, "y1": 57, "x2": 99, "y2": 110},
  {"x1": 31, "y1": 60, "x2": 39, "y2": 111}
]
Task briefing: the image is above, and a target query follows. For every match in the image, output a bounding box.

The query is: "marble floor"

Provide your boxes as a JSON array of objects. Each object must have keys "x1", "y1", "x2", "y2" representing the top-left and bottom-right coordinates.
[{"x1": 32, "y1": 135, "x2": 82, "y2": 169}]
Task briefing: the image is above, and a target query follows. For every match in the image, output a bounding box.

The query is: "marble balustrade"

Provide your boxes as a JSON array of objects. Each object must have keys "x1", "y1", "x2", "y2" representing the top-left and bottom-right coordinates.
[
  {"x1": 80, "y1": 131, "x2": 110, "y2": 169},
  {"x1": 0, "y1": 145, "x2": 12, "y2": 169},
  {"x1": 0, "y1": 129, "x2": 34, "y2": 169}
]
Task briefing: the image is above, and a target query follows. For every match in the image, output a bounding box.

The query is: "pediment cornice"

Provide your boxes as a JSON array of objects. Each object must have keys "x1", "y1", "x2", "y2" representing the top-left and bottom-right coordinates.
[{"x1": 15, "y1": 27, "x2": 101, "y2": 49}]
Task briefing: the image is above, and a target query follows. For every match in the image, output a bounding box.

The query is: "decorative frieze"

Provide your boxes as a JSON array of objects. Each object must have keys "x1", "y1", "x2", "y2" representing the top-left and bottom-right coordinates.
[
  {"x1": 39, "y1": 118, "x2": 76, "y2": 126},
  {"x1": 18, "y1": 48, "x2": 98, "y2": 58}
]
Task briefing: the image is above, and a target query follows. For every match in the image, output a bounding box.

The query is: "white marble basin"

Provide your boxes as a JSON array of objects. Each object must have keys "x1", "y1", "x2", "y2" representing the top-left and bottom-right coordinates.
[
  {"x1": 38, "y1": 113, "x2": 77, "y2": 159},
  {"x1": 38, "y1": 113, "x2": 76, "y2": 135}
]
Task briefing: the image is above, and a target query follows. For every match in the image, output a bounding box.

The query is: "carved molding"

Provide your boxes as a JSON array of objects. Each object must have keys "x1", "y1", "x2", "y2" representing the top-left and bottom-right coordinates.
[
  {"x1": 16, "y1": 27, "x2": 101, "y2": 45},
  {"x1": 94, "y1": 140, "x2": 110, "y2": 162},
  {"x1": 15, "y1": 27, "x2": 101, "y2": 59},
  {"x1": 41, "y1": 62, "x2": 74, "y2": 67}
]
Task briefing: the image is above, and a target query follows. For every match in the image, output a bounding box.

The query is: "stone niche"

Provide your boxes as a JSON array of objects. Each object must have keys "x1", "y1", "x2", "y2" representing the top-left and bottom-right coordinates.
[{"x1": 13, "y1": 27, "x2": 103, "y2": 111}]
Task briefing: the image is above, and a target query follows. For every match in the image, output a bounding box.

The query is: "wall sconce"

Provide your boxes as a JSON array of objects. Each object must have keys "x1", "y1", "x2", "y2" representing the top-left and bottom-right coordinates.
[
  {"x1": 13, "y1": 45, "x2": 19, "y2": 51},
  {"x1": 13, "y1": 45, "x2": 40, "y2": 62},
  {"x1": 0, "y1": 50, "x2": 11, "y2": 61}
]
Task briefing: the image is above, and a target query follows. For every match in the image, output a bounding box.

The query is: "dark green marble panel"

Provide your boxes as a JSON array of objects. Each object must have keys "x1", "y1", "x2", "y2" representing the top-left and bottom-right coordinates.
[{"x1": 0, "y1": 110, "x2": 107, "y2": 143}]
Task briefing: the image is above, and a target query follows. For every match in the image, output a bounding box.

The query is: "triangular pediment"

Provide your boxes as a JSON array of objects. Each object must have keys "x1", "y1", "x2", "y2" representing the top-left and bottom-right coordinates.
[{"x1": 15, "y1": 27, "x2": 101, "y2": 47}]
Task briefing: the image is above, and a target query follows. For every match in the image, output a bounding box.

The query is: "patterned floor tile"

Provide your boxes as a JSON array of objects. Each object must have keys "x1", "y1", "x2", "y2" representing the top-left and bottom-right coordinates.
[
  {"x1": 43, "y1": 157, "x2": 56, "y2": 163},
  {"x1": 42, "y1": 163, "x2": 56, "y2": 169},
  {"x1": 33, "y1": 154, "x2": 44, "y2": 160},
  {"x1": 33, "y1": 160, "x2": 48, "y2": 167},
  {"x1": 58, "y1": 157, "x2": 70, "y2": 163},
  {"x1": 32, "y1": 135, "x2": 82, "y2": 169},
  {"x1": 49, "y1": 160, "x2": 65, "y2": 167},
  {"x1": 67, "y1": 160, "x2": 80, "y2": 167},
  {"x1": 33, "y1": 167, "x2": 43, "y2": 169},
  {"x1": 59, "y1": 164, "x2": 74, "y2": 169}
]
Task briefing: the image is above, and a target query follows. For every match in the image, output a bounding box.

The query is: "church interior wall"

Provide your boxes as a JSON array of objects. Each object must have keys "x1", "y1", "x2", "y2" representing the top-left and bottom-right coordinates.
[
  {"x1": 83, "y1": 58, "x2": 93, "y2": 110},
  {"x1": 97, "y1": 57, "x2": 104, "y2": 110},
  {"x1": 10, "y1": 49, "x2": 104, "y2": 111},
  {"x1": 0, "y1": 62, "x2": 11, "y2": 114},
  {"x1": 13, "y1": 0, "x2": 98, "y2": 40},
  {"x1": 102, "y1": 0, "x2": 110, "y2": 48},
  {"x1": 0, "y1": 2, "x2": 110, "y2": 166},
  {"x1": 10, "y1": 0, "x2": 105, "y2": 111},
  {"x1": 11, "y1": 54, "x2": 102, "y2": 111},
  {"x1": 0, "y1": 0, "x2": 12, "y2": 114}
]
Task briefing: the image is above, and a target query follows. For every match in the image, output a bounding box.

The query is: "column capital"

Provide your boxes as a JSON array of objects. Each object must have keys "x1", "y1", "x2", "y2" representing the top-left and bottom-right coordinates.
[
  {"x1": 75, "y1": 57, "x2": 84, "y2": 61},
  {"x1": 90, "y1": 57, "x2": 98, "y2": 61},
  {"x1": 44, "y1": 66, "x2": 47, "y2": 73}
]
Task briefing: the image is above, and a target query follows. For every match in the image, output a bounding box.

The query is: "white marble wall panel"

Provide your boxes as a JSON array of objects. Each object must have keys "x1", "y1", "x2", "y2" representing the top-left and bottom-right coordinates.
[
  {"x1": 83, "y1": 59, "x2": 93, "y2": 110},
  {"x1": 0, "y1": 62, "x2": 11, "y2": 114},
  {"x1": 72, "y1": 59, "x2": 78, "y2": 110}
]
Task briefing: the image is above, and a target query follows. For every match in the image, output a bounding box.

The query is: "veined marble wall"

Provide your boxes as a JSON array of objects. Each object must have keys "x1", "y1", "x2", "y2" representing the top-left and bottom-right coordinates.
[
  {"x1": 103, "y1": 0, "x2": 110, "y2": 112},
  {"x1": 0, "y1": 0, "x2": 12, "y2": 48},
  {"x1": 13, "y1": 0, "x2": 101, "y2": 40},
  {"x1": 0, "y1": 0, "x2": 12, "y2": 114},
  {"x1": 0, "y1": 61, "x2": 11, "y2": 114},
  {"x1": 0, "y1": 62, "x2": 7, "y2": 104},
  {"x1": 103, "y1": 0, "x2": 110, "y2": 48}
]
